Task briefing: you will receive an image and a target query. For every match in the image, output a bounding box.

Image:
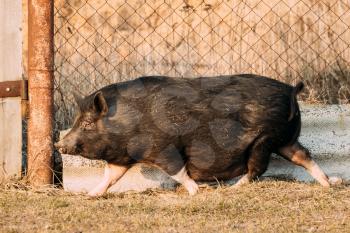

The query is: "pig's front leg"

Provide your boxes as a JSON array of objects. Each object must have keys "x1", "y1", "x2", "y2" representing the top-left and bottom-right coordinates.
[
  {"x1": 171, "y1": 166, "x2": 199, "y2": 195},
  {"x1": 88, "y1": 163, "x2": 128, "y2": 196}
]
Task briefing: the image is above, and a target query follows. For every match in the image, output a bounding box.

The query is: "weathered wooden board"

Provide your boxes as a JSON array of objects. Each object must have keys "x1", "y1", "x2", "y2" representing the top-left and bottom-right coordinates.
[
  {"x1": 0, "y1": 99, "x2": 22, "y2": 179},
  {"x1": 0, "y1": 0, "x2": 23, "y2": 179}
]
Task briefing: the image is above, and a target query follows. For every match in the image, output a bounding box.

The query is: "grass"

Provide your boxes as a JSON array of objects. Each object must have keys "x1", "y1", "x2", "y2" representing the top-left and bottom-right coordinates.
[{"x1": 0, "y1": 180, "x2": 349, "y2": 233}]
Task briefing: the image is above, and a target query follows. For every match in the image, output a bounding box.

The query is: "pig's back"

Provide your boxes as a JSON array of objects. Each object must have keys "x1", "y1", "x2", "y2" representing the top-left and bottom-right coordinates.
[{"x1": 102, "y1": 75, "x2": 294, "y2": 181}]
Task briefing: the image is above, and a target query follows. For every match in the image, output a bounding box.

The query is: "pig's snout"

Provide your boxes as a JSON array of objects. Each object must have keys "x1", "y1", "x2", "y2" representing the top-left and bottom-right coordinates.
[
  {"x1": 54, "y1": 141, "x2": 62, "y2": 148},
  {"x1": 54, "y1": 141, "x2": 68, "y2": 154}
]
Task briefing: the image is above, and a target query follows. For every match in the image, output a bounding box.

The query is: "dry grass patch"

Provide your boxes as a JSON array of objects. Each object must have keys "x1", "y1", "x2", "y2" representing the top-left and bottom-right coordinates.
[{"x1": 0, "y1": 180, "x2": 349, "y2": 233}]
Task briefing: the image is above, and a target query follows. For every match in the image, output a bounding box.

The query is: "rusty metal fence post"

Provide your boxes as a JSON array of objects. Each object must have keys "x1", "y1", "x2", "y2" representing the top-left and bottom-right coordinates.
[{"x1": 27, "y1": 0, "x2": 54, "y2": 186}]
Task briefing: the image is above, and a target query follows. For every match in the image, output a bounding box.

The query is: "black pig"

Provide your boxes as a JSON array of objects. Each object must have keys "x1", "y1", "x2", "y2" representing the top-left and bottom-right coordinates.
[{"x1": 55, "y1": 74, "x2": 340, "y2": 196}]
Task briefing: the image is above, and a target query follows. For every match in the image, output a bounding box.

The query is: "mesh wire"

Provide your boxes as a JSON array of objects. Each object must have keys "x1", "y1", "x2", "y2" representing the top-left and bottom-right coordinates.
[{"x1": 54, "y1": 0, "x2": 350, "y2": 129}]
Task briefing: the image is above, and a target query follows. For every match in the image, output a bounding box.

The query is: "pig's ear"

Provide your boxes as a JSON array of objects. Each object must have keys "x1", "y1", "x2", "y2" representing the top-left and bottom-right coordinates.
[
  {"x1": 73, "y1": 91, "x2": 84, "y2": 110},
  {"x1": 93, "y1": 91, "x2": 108, "y2": 116}
]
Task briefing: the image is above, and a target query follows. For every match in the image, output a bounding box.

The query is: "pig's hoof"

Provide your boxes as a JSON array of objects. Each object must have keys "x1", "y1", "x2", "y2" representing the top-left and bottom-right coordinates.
[
  {"x1": 231, "y1": 174, "x2": 250, "y2": 189},
  {"x1": 319, "y1": 180, "x2": 331, "y2": 188},
  {"x1": 184, "y1": 180, "x2": 199, "y2": 196},
  {"x1": 87, "y1": 190, "x2": 105, "y2": 197},
  {"x1": 329, "y1": 176, "x2": 343, "y2": 186}
]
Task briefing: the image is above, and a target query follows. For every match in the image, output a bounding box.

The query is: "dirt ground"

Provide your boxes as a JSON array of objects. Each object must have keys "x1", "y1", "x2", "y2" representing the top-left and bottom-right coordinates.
[{"x1": 0, "y1": 180, "x2": 349, "y2": 233}]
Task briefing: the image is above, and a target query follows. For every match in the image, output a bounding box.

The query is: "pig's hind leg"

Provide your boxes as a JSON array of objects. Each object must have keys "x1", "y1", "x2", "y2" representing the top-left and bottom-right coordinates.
[
  {"x1": 278, "y1": 141, "x2": 342, "y2": 186},
  {"x1": 232, "y1": 137, "x2": 272, "y2": 188}
]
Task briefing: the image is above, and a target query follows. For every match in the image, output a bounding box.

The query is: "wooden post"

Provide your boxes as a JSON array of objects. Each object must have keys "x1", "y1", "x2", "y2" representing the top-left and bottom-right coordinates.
[{"x1": 27, "y1": 0, "x2": 54, "y2": 186}]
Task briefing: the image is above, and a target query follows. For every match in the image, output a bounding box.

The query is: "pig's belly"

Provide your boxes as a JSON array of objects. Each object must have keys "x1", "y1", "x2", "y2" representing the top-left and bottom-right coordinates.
[{"x1": 187, "y1": 162, "x2": 247, "y2": 182}]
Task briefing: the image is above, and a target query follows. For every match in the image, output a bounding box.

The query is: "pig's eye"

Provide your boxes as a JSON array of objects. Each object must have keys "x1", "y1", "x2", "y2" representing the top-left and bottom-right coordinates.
[{"x1": 80, "y1": 121, "x2": 96, "y2": 131}]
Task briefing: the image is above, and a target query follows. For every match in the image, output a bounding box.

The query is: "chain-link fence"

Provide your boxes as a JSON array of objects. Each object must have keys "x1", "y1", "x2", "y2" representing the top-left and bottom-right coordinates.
[{"x1": 54, "y1": 0, "x2": 350, "y2": 130}]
